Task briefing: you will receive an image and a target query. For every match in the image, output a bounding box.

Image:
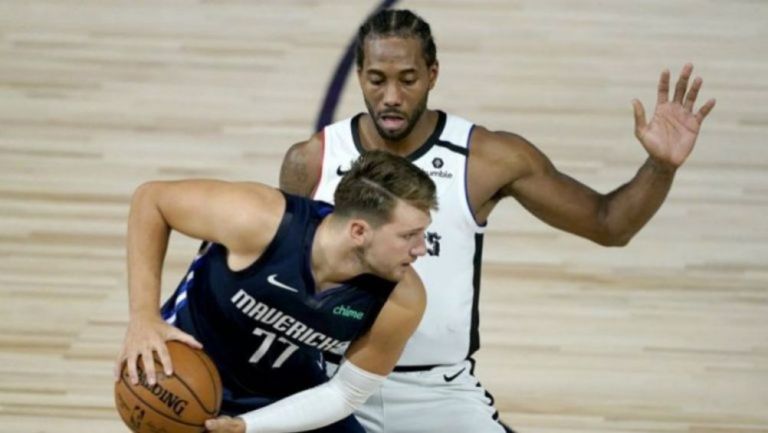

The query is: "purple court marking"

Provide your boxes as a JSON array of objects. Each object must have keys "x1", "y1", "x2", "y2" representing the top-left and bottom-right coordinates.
[{"x1": 314, "y1": 0, "x2": 399, "y2": 132}]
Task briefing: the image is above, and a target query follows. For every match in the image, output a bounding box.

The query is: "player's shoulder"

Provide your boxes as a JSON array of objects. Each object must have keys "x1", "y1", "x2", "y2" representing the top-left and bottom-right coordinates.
[
  {"x1": 470, "y1": 124, "x2": 531, "y2": 149},
  {"x1": 284, "y1": 131, "x2": 324, "y2": 165},
  {"x1": 388, "y1": 267, "x2": 426, "y2": 316},
  {"x1": 206, "y1": 181, "x2": 286, "y2": 256},
  {"x1": 283, "y1": 191, "x2": 335, "y2": 221},
  {"x1": 280, "y1": 131, "x2": 324, "y2": 196},
  {"x1": 469, "y1": 125, "x2": 542, "y2": 166}
]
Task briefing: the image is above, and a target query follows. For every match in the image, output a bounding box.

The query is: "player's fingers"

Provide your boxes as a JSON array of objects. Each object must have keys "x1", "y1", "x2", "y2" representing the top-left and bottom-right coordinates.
[
  {"x1": 657, "y1": 68, "x2": 670, "y2": 105},
  {"x1": 684, "y1": 77, "x2": 702, "y2": 112},
  {"x1": 155, "y1": 342, "x2": 174, "y2": 377},
  {"x1": 127, "y1": 352, "x2": 140, "y2": 385},
  {"x1": 204, "y1": 418, "x2": 218, "y2": 431},
  {"x1": 695, "y1": 98, "x2": 717, "y2": 123},
  {"x1": 171, "y1": 331, "x2": 204, "y2": 350},
  {"x1": 141, "y1": 348, "x2": 157, "y2": 386},
  {"x1": 672, "y1": 63, "x2": 693, "y2": 104},
  {"x1": 632, "y1": 99, "x2": 646, "y2": 139},
  {"x1": 204, "y1": 417, "x2": 232, "y2": 432}
]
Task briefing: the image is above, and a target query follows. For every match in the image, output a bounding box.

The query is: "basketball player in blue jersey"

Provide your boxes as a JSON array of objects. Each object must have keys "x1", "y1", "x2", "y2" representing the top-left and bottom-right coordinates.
[
  {"x1": 115, "y1": 151, "x2": 438, "y2": 433},
  {"x1": 279, "y1": 9, "x2": 717, "y2": 433}
]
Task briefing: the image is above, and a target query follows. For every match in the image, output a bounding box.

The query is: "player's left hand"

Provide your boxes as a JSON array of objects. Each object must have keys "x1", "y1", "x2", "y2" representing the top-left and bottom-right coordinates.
[
  {"x1": 632, "y1": 63, "x2": 716, "y2": 170},
  {"x1": 205, "y1": 416, "x2": 246, "y2": 433}
]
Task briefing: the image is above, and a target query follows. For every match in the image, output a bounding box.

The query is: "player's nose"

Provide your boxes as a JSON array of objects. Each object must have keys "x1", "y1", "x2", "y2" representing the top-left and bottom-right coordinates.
[
  {"x1": 383, "y1": 83, "x2": 403, "y2": 106},
  {"x1": 411, "y1": 237, "x2": 427, "y2": 257}
]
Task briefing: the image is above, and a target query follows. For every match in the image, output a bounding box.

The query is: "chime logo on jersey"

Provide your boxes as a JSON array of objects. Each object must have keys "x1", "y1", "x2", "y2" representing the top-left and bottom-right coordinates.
[
  {"x1": 333, "y1": 304, "x2": 364, "y2": 320},
  {"x1": 231, "y1": 289, "x2": 347, "y2": 352}
]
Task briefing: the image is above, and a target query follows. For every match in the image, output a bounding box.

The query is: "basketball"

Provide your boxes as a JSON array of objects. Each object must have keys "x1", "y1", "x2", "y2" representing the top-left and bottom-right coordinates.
[{"x1": 115, "y1": 341, "x2": 223, "y2": 433}]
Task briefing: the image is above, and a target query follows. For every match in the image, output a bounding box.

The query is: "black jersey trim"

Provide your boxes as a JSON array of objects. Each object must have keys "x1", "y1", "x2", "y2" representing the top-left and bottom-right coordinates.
[
  {"x1": 323, "y1": 352, "x2": 444, "y2": 372},
  {"x1": 468, "y1": 233, "x2": 484, "y2": 356},
  {"x1": 463, "y1": 124, "x2": 487, "y2": 228},
  {"x1": 350, "y1": 112, "x2": 366, "y2": 155},
  {"x1": 468, "y1": 358, "x2": 517, "y2": 433},
  {"x1": 434, "y1": 139, "x2": 468, "y2": 156},
  {"x1": 407, "y1": 110, "x2": 446, "y2": 161},
  {"x1": 350, "y1": 111, "x2": 447, "y2": 162}
]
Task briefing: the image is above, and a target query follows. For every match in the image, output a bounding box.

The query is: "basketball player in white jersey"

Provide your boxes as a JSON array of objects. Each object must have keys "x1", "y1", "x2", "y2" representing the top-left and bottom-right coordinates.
[{"x1": 279, "y1": 9, "x2": 716, "y2": 433}]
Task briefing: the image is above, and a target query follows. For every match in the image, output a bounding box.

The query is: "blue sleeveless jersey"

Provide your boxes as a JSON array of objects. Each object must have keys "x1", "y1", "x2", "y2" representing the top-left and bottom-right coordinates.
[{"x1": 160, "y1": 193, "x2": 396, "y2": 399}]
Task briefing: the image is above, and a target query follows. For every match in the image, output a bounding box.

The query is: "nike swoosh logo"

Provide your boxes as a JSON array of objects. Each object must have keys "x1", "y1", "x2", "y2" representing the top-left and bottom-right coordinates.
[
  {"x1": 267, "y1": 274, "x2": 299, "y2": 293},
  {"x1": 443, "y1": 367, "x2": 466, "y2": 383},
  {"x1": 336, "y1": 165, "x2": 351, "y2": 176}
]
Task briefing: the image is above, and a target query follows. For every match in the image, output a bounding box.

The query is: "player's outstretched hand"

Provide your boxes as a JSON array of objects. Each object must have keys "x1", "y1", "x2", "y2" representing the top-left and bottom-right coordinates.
[
  {"x1": 205, "y1": 416, "x2": 246, "y2": 433},
  {"x1": 114, "y1": 312, "x2": 202, "y2": 386},
  {"x1": 632, "y1": 63, "x2": 716, "y2": 170}
]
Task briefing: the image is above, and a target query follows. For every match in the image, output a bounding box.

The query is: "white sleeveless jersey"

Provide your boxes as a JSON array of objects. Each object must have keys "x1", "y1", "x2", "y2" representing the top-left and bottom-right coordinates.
[{"x1": 313, "y1": 111, "x2": 485, "y2": 366}]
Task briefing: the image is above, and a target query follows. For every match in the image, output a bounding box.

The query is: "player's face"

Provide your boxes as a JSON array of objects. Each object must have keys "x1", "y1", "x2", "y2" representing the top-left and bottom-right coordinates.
[
  {"x1": 357, "y1": 36, "x2": 438, "y2": 142},
  {"x1": 363, "y1": 200, "x2": 431, "y2": 281}
]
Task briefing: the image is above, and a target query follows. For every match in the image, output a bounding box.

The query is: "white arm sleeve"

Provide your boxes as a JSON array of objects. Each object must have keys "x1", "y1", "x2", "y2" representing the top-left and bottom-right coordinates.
[{"x1": 238, "y1": 360, "x2": 385, "y2": 433}]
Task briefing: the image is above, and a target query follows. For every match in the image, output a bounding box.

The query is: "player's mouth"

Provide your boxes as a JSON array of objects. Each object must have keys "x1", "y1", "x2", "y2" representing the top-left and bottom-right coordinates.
[{"x1": 379, "y1": 112, "x2": 407, "y2": 130}]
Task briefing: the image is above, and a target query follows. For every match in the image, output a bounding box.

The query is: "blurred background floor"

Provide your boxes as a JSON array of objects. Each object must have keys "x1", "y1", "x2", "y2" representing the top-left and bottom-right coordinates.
[{"x1": 0, "y1": 1, "x2": 766, "y2": 432}]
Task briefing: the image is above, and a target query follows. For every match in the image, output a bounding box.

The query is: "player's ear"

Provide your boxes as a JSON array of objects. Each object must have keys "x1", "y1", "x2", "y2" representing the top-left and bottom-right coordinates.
[
  {"x1": 349, "y1": 218, "x2": 372, "y2": 247},
  {"x1": 428, "y1": 60, "x2": 439, "y2": 90}
]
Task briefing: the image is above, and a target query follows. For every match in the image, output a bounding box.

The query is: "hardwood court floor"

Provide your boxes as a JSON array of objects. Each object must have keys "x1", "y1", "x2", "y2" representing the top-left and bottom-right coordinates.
[{"x1": 0, "y1": 1, "x2": 766, "y2": 432}]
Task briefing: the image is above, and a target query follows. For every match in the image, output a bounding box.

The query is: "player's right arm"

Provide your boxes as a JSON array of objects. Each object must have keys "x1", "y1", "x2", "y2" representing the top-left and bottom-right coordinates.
[
  {"x1": 279, "y1": 132, "x2": 324, "y2": 197},
  {"x1": 116, "y1": 180, "x2": 284, "y2": 386},
  {"x1": 205, "y1": 268, "x2": 426, "y2": 433}
]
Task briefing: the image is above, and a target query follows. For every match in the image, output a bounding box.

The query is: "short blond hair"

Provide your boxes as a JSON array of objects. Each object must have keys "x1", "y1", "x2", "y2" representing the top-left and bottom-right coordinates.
[{"x1": 334, "y1": 151, "x2": 437, "y2": 226}]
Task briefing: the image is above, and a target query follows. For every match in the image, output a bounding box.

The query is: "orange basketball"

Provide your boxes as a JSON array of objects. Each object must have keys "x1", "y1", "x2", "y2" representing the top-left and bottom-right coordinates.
[{"x1": 115, "y1": 341, "x2": 223, "y2": 433}]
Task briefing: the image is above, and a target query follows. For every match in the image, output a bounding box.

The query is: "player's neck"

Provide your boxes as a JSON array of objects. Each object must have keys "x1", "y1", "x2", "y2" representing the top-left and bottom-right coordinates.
[
  {"x1": 360, "y1": 110, "x2": 438, "y2": 156},
  {"x1": 310, "y1": 216, "x2": 367, "y2": 292}
]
